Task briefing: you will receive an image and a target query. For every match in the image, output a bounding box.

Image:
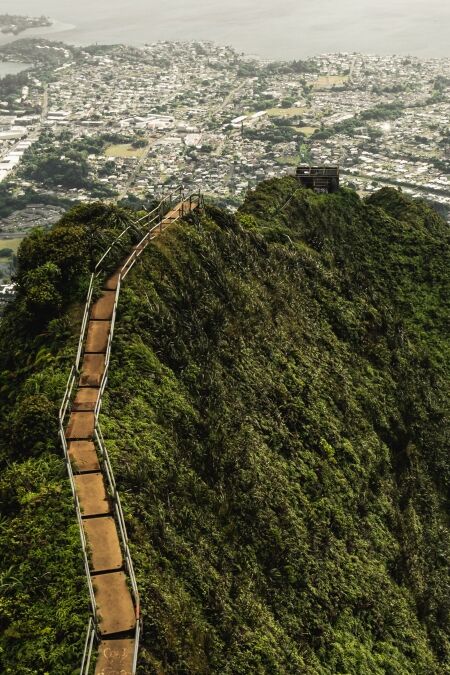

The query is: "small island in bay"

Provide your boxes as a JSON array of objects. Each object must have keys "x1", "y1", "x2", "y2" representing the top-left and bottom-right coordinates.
[{"x1": 0, "y1": 14, "x2": 51, "y2": 36}]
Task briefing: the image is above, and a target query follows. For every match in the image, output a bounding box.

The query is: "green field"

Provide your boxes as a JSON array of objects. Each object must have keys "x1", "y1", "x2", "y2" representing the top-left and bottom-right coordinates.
[
  {"x1": 105, "y1": 143, "x2": 146, "y2": 159},
  {"x1": 0, "y1": 237, "x2": 24, "y2": 258},
  {"x1": 266, "y1": 107, "x2": 307, "y2": 118},
  {"x1": 275, "y1": 154, "x2": 301, "y2": 166},
  {"x1": 313, "y1": 74, "x2": 349, "y2": 89},
  {"x1": 295, "y1": 126, "x2": 318, "y2": 137}
]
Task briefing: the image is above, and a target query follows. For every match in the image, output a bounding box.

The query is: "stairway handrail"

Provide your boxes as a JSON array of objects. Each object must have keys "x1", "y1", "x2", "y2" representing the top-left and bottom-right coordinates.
[
  {"x1": 59, "y1": 188, "x2": 202, "y2": 674},
  {"x1": 58, "y1": 425, "x2": 97, "y2": 618},
  {"x1": 94, "y1": 190, "x2": 178, "y2": 275},
  {"x1": 80, "y1": 618, "x2": 95, "y2": 675}
]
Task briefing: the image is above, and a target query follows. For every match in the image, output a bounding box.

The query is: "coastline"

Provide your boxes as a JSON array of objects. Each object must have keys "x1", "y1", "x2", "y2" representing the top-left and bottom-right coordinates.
[
  {"x1": 0, "y1": 19, "x2": 76, "y2": 47},
  {"x1": 0, "y1": 5, "x2": 448, "y2": 62}
]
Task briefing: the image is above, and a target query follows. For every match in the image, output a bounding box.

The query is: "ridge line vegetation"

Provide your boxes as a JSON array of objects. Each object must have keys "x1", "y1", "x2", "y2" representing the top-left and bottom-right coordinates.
[{"x1": 0, "y1": 178, "x2": 448, "y2": 673}]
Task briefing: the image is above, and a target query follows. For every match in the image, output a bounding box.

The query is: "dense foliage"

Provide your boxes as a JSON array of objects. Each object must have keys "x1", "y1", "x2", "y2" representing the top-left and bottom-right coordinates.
[
  {"x1": 0, "y1": 71, "x2": 30, "y2": 103},
  {"x1": 20, "y1": 143, "x2": 116, "y2": 197},
  {"x1": 312, "y1": 102, "x2": 406, "y2": 141},
  {"x1": 0, "y1": 14, "x2": 50, "y2": 36},
  {"x1": 0, "y1": 39, "x2": 79, "y2": 67},
  {"x1": 244, "y1": 126, "x2": 300, "y2": 144},
  {"x1": 0, "y1": 183, "x2": 72, "y2": 219},
  {"x1": 0, "y1": 203, "x2": 136, "y2": 671},
  {"x1": 0, "y1": 180, "x2": 449, "y2": 673}
]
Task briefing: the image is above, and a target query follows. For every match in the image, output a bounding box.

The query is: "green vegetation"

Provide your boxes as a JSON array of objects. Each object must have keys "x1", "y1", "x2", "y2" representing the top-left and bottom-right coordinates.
[
  {"x1": 132, "y1": 139, "x2": 148, "y2": 149},
  {"x1": 0, "y1": 179, "x2": 449, "y2": 672},
  {"x1": 262, "y1": 60, "x2": 319, "y2": 76},
  {"x1": 237, "y1": 62, "x2": 261, "y2": 78},
  {"x1": 0, "y1": 239, "x2": 22, "y2": 256},
  {"x1": 18, "y1": 130, "x2": 142, "y2": 196},
  {"x1": 0, "y1": 203, "x2": 138, "y2": 671},
  {"x1": 0, "y1": 14, "x2": 51, "y2": 36},
  {"x1": 313, "y1": 75, "x2": 349, "y2": 89},
  {"x1": 0, "y1": 39, "x2": 84, "y2": 99},
  {"x1": 58, "y1": 132, "x2": 135, "y2": 156},
  {"x1": 275, "y1": 154, "x2": 301, "y2": 166},
  {"x1": 22, "y1": 149, "x2": 91, "y2": 189},
  {"x1": 360, "y1": 102, "x2": 405, "y2": 121},
  {"x1": 244, "y1": 125, "x2": 300, "y2": 144},
  {"x1": 0, "y1": 183, "x2": 72, "y2": 219},
  {"x1": 0, "y1": 71, "x2": 30, "y2": 106},
  {"x1": 296, "y1": 126, "x2": 318, "y2": 138},
  {"x1": 433, "y1": 75, "x2": 450, "y2": 93},
  {"x1": 105, "y1": 143, "x2": 146, "y2": 159},
  {"x1": 312, "y1": 103, "x2": 405, "y2": 141},
  {"x1": 0, "y1": 39, "x2": 77, "y2": 67},
  {"x1": 19, "y1": 133, "x2": 118, "y2": 197},
  {"x1": 266, "y1": 107, "x2": 307, "y2": 119}
]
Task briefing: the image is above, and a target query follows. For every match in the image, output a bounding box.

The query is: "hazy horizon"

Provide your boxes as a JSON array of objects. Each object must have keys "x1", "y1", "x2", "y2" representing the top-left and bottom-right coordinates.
[{"x1": 2, "y1": 0, "x2": 450, "y2": 60}]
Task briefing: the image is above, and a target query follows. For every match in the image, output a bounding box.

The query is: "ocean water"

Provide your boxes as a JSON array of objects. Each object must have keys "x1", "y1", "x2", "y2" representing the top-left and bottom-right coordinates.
[
  {"x1": 0, "y1": 61, "x2": 32, "y2": 76},
  {"x1": 1, "y1": 0, "x2": 450, "y2": 60}
]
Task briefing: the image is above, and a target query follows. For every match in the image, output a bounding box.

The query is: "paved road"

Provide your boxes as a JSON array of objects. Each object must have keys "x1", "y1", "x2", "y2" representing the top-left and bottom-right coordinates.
[
  {"x1": 209, "y1": 78, "x2": 249, "y2": 121},
  {"x1": 41, "y1": 84, "x2": 49, "y2": 123}
]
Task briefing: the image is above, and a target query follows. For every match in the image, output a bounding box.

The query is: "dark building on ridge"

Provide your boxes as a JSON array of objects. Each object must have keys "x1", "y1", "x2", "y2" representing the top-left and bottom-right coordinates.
[{"x1": 296, "y1": 166, "x2": 340, "y2": 193}]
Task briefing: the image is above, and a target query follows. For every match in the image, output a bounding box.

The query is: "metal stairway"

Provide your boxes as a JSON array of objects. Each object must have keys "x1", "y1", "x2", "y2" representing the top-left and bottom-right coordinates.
[{"x1": 59, "y1": 191, "x2": 203, "y2": 674}]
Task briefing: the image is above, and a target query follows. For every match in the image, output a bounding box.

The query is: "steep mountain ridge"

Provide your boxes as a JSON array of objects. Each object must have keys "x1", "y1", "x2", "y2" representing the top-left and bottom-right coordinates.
[{"x1": 0, "y1": 179, "x2": 448, "y2": 673}]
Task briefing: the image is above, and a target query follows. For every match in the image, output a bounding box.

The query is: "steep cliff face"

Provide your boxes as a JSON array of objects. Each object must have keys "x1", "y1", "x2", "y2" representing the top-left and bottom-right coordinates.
[{"x1": 0, "y1": 180, "x2": 449, "y2": 673}]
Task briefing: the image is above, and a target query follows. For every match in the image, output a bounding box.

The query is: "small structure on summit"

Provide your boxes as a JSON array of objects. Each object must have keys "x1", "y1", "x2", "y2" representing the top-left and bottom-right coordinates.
[{"x1": 296, "y1": 165, "x2": 340, "y2": 194}]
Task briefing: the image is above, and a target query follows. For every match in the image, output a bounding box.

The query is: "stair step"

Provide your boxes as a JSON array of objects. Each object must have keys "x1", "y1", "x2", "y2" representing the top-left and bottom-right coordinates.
[
  {"x1": 74, "y1": 473, "x2": 110, "y2": 517},
  {"x1": 91, "y1": 291, "x2": 116, "y2": 321},
  {"x1": 103, "y1": 272, "x2": 121, "y2": 291},
  {"x1": 85, "y1": 320, "x2": 110, "y2": 354},
  {"x1": 95, "y1": 638, "x2": 135, "y2": 675},
  {"x1": 94, "y1": 571, "x2": 136, "y2": 636},
  {"x1": 72, "y1": 387, "x2": 100, "y2": 412},
  {"x1": 68, "y1": 441, "x2": 100, "y2": 473},
  {"x1": 80, "y1": 353, "x2": 105, "y2": 387},
  {"x1": 83, "y1": 516, "x2": 123, "y2": 573},
  {"x1": 66, "y1": 412, "x2": 95, "y2": 440}
]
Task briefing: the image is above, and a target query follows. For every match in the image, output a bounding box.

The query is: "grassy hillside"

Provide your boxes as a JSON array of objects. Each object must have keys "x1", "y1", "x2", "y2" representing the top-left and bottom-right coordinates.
[{"x1": 0, "y1": 179, "x2": 449, "y2": 673}]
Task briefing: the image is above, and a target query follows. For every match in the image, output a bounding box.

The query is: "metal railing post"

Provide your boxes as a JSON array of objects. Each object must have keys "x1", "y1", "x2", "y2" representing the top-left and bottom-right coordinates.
[{"x1": 80, "y1": 618, "x2": 95, "y2": 675}]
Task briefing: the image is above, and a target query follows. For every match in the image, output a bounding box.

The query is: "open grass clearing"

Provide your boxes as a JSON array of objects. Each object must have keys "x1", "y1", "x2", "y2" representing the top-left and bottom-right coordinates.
[
  {"x1": 313, "y1": 75, "x2": 349, "y2": 89},
  {"x1": 105, "y1": 144, "x2": 146, "y2": 159},
  {"x1": 275, "y1": 155, "x2": 301, "y2": 166},
  {"x1": 294, "y1": 126, "x2": 318, "y2": 137},
  {"x1": 266, "y1": 107, "x2": 307, "y2": 118},
  {"x1": 0, "y1": 237, "x2": 25, "y2": 257}
]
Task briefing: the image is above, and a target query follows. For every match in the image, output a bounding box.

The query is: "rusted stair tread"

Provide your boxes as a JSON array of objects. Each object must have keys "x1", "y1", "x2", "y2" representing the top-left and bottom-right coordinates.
[
  {"x1": 103, "y1": 272, "x2": 121, "y2": 291},
  {"x1": 80, "y1": 353, "x2": 105, "y2": 387},
  {"x1": 73, "y1": 387, "x2": 99, "y2": 412},
  {"x1": 66, "y1": 412, "x2": 95, "y2": 440},
  {"x1": 68, "y1": 440, "x2": 100, "y2": 473},
  {"x1": 74, "y1": 473, "x2": 110, "y2": 516},
  {"x1": 95, "y1": 638, "x2": 135, "y2": 675},
  {"x1": 91, "y1": 291, "x2": 116, "y2": 321},
  {"x1": 83, "y1": 517, "x2": 123, "y2": 573},
  {"x1": 94, "y1": 571, "x2": 136, "y2": 636},
  {"x1": 85, "y1": 321, "x2": 110, "y2": 353}
]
